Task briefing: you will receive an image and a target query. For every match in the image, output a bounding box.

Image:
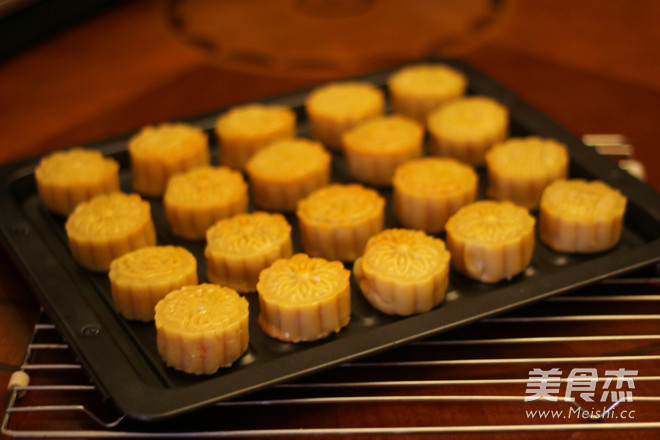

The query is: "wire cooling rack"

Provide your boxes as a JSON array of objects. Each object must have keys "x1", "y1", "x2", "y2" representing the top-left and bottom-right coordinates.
[{"x1": 3, "y1": 270, "x2": 660, "y2": 438}]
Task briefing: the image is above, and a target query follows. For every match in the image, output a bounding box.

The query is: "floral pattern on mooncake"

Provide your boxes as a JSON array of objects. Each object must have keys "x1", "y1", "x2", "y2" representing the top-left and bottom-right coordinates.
[
  {"x1": 393, "y1": 157, "x2": 478, "y2": 233},
  {"x1": 205, "y1": 212, "x2": 292, "y2": 293},
  {"x1": 155, "y1": 284, "x2": 249, "y2": 375},
  {"x1": 539, "y1": 179, "x2": 626, "y2": 253},
  {"x1": 445, "y1": 200, "x2": 535, "y2": 283},
  {"x1": 354, "y1": 229, "x2": 450, "y2": 316},
  {"x1": 360, "y1": 229, "x2": 449, "y2": 280},
  {"x1": 65, "y1": 192, "x2": 156, "y2": 272},
  {"x1": 257, "y1": 253, "x2": 350, "y2": 342},
  {"x1": 109, "y1": 245, "x2": 198, "y2": 321},
  {"x1": 297, "y1": 184, "x2": 385, "y2": 261}
]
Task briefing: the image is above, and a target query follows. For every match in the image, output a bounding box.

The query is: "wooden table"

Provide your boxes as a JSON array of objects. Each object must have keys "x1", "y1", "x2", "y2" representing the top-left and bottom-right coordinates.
[{"x1": 1, "y1": 1, "x2": 659, "y2": 438}]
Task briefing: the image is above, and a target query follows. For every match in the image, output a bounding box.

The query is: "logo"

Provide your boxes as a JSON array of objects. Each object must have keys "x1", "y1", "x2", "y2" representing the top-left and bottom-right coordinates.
[
  {"x1": 525, "y1": 367, "x2": 637, "y2": 402},
  {"x1": 524, "y1": 367, "x2": 638, "y2": 420}
]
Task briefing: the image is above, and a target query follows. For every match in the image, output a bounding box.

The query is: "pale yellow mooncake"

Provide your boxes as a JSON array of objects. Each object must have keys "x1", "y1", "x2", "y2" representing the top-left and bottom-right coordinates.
[
  {"x1": 445, "y1": 200, "x2": 535, "y2": 283},
  {"x1": 109, "y1": 246, "x2": 198, "y2": 322},
  {"x1": 486, "y1": 136, "x2": 569, "y2": 209},
  {"x1": 428, "y1": 95, "x2": 508, "y2": 166},
  {"x1": 257, "y1": 253, "x2": 350, "y2": 343},
  {"x1": 354, "y1": 229, "x2": 450, "y2": 316},
  {"x1": 35, "y1": 147, "x2": 120, "y2": 216},
  {"x1": 539, "y1": 179, "x2": 627, "y2": 253},
  {"x1": 65, "y1": 192, "x2": 156, "y2": 272},
  {"x1": 342, "y1": 115, "x2": 424, "y2": 186},
  {"x1": 305, "y1": 81, "x2": 385, "y2": 150},
  {"x1": 393, "y1": 157, "x2": 478, "y2": 233},
  {"x1": 387, "y1": 63, "x2": 467, "y2": 124},
  {"x1": 215, "y1": 103, "x2": 296, "y2": 170},
  {"x1": 164, "y1": 166, "x2": 248, "y2": 240},
  {"x1": 246, "y1": 138, "x2": 331, "y2": 212},
  {"x1": 155, "y1": 284, "x2": 249, "y2": 375},
  {"x1": 205, "y1": 212, "x2": 293, "y2": 293},
  {"x1": 128, "y1": 123, "x2": 210, "y2": 196},
  {"x1": 297, "y1": 183, "x2": 385, "y2": 262}
]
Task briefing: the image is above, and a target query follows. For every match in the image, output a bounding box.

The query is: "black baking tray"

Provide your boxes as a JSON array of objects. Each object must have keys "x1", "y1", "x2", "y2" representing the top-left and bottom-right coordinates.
[{"x1": 2, "y1": 59, "x2": 660, "y2": 422}]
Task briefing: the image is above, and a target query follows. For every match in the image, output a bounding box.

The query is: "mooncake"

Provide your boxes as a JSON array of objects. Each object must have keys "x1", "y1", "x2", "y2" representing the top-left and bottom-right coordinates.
[
  {"x1": 155, "y1": 284, "x2": 249, "y2": 374},
  {"x1": 342, "y1": 115, "x2": 424, "y2": 186},
  {"x1": 164, "y1": 166, "x2": 248, "y2": 240},
  {"x1": 387, "y1": 63, "x2": 467, "y2": 124},
  {"x1": 257, "y1": 253, "x2": 350, "y2": 343},
  {"x1": 486, "y1": 136, "x2": 569, "y2": 209},
  {"x1": 305, "y1": 81, "x2": 385, "y2": 150},
  {"x1": 539, "y1": 179, "x2": 627, "y2": 253},
  {"x1": 445, "y1": 200, "x2": 535, "y2": 283},
  {"x1": 246, "y1": 138, "x2": 331, "y2": 212},
  {"x1": 427, "y1": 95, "x2": 508, "y2": 166},
  {"x1": 296, "y1": 183, "x2": 385, "y2": 262},
  {"x1": 215, "y1": 103, "x2": 296, "y2": 170},
  {"x1": 65, "y1": 192, "x2": 156, "y2": 272},
  {"x1": 128, "y1": 123, "x2": 210, "y2": 196},
  {"x1": 109, "y1": 246, "x2": 198, "y2": 322},
  {"x1": 393, "y1": 157, "x2": 478, "y2": 233},
  {"x1": 353, "y1": 229, "x2": 450, "y2": 316},
  {"x1": 205, "y1": 212, "x2": 293, "y2": 293},
  {"x1": 34, "y1": 147, "x2": 119, "y2": 216}
]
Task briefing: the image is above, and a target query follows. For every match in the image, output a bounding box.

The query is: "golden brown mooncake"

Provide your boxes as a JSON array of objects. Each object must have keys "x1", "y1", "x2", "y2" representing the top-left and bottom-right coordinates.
[
  {"x1": 257, "y1": 253, "x2": 350, "y2": 343},
  {"x1": 387, "y1": 63, "x2": 467, "y2": 124},
  {"x1": 486, "y1": 136, "x2": 569, "y2": 209},
  {"x1": 427, "y1": 95, "x2": 508, "y2": 166},
  {"x1": 296, "y1": 183, "x2": 385, "y2": 262},
  {"x1": 65, "y1": 192, "x2": 156, "y2": 272},
  {"x1": 539, "y1": 179, "x2": 627, "y2": 253},
  {"x1": 109, "y1": 245, "x2": 198, "y2": 322},
  {"x1": 445, "y1": 200, "x2": 535, "y2": 283},
  {"x1": 163, "y1": 165, "x2": 248, "y2": 240},
  {"x1": 205, "y1": 212, "x2": 293, "y2": 293},
  {"x1": 128, "y1": 122, "x2": 210, "y2": 196},
  {"x1": 246, "y1": 138, "x2": 331, "y2": 212},
  {"x1": 34, "y1": 147, "x2": 120, "y2": 216},
  {"x1": 341, "y1": 115, "x2": 424, "y2": 186},
  {"x1": 353, "y1": 229, "x2": 451, "y2": 316},
  {"x1": 215, "y1": 103, "x2": 296, "y2": 170},
  {"x1": 393, "y1": 157, "x2": 478, "y2": 233},
  {"x1": 155, "y1": 283, "x2": 249, "y2": 375},
  {"x1": 305, "y1": 81, "x2": 385, "y2": 150}
]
